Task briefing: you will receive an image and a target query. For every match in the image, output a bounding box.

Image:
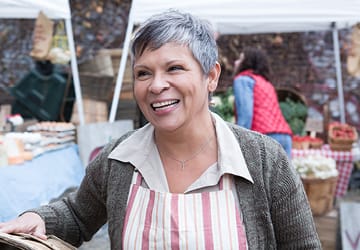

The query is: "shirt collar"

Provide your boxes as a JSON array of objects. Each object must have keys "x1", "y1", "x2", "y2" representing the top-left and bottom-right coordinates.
[
  {"x1": 109, "y1": 123, "x2": 155, "y2": 167},
  {"x1": 108, "y1": 112, "x2": 253, "y2": 184},
  {"x1": 212, "y1": 112, "x2": 253, "y2": 183}
]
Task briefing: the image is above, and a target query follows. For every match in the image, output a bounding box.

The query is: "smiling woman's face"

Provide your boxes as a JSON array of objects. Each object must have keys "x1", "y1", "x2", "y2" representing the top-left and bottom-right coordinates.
[{"x1": 133, "y1": 42, "x2": 218, "y2": 133}]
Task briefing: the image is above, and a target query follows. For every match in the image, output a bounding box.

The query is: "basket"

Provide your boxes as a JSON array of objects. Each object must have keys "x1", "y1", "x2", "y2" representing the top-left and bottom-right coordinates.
[
  {"x1": 310, "y1": 140, "x2": 323, "y2": 149},
  {"x1": 329, "y1": 140, "x2": 354, "y2": 151},
  {"x1": 292, "y1": 141, "x2": 310, "y2": 150},
  {"x1": 276, "y1": 87, "x2": 307, "y2": 106},
  {"x1": 328, "y1": 123, "x2": 358, "y2": 151},
  {"x1": 301, "y1": 176, "x2": 337, "y2": 216},
  {"x1": 292, "y1": 136, "x2": 323, "y2": 150}
]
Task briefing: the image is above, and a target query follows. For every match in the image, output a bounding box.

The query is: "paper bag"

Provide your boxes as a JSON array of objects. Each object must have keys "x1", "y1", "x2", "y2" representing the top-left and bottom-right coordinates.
[{"x1": 30, "y1": 11, "x2": 54, "y2": 61}]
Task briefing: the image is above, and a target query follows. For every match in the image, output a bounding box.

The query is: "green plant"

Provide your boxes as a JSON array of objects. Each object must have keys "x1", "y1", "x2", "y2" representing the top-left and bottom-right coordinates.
[
  {"x1": 211, "y1": 87, "x2": 235, "y2": 123},
  {"x1": 279, "y1": 97, "x2": 308, "y2": 135}
]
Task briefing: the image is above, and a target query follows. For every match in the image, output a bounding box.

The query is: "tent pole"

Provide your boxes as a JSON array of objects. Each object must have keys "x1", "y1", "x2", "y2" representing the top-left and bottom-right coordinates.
[
  {"x1": 65, "y1": 18, "x2": 85, "y2": 125},
  {"x1": 332, "y1": 23, "x2": 346, "y2": 123},
  {"x1": 109, "y1": 3, "x2": 136, "y2": 123}
]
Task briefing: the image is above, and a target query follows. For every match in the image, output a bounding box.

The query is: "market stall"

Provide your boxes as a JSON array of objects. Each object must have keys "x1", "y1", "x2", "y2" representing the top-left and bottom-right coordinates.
[
  {"x1": 292, "y1": 144, "x2": 356, "y2": 197},
  {"x1": 0, "y1": 116, "x2": 136, "y2": 222},
  {"x1": 110, "y1": 0, "x2": 360, "y2": 124},
  {"x1": 0, "y1": 0, "x2": 85, "y2": 125},
  {"x1": 292, "y1": 122, "x2": 359, "y2": 197},
  {"x1": 0, "y1": 144, "x2": 85, "y2": 222},
  {"x1": 0, "y1": 121, "x2": 85, "y2": 222},
  {"x1": 0, "y1": 1, "x2": 89, "y2": 220}
]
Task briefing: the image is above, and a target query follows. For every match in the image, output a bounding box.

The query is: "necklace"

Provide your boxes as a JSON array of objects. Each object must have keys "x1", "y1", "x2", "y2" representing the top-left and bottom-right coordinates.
[{"x1": 161, "y1": 135, "x2": 215, "y2": 170}]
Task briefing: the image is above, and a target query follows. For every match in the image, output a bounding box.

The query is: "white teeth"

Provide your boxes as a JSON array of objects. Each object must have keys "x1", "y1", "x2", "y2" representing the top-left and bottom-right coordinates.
[{"x1": 152, "y1": 100, "x2": 177, "y2": 108}]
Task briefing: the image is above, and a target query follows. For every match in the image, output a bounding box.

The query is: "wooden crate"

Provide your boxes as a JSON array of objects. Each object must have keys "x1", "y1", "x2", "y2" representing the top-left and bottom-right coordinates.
[{"x1": 71, "y1": 99, "x2": 108, "y2": 125}]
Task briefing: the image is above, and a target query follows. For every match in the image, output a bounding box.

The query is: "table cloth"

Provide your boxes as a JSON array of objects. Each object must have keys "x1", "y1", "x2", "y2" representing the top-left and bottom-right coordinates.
[
  {"x1": 292, "y1": 144, "x2": 354, "y2": 197},
  {"x1": 0, "y1": 145, "x2": 85, "y2": 222}
]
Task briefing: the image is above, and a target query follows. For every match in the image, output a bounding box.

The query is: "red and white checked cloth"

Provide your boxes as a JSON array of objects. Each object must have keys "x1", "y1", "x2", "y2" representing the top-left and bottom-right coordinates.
[{"x1": 292, "y1": 144, "x2": 354, "y2": 197}]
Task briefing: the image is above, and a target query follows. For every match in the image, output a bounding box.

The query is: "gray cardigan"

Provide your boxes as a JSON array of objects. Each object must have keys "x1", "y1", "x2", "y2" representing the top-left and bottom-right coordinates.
[{"x1": 31, "y1": 123, "x2": 321, "y2": 249}]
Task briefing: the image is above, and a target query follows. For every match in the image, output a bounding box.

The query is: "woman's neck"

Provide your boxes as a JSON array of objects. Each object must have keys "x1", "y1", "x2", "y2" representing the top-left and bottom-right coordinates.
[{"x1": 154, "y1": 114, "x2": 216, "y2": 157}]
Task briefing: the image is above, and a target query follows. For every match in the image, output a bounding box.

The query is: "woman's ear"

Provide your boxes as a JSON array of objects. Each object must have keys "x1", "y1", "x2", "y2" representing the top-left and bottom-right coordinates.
[{"x1": 208, "y1": 62, "x2": 221, "y2": 92}]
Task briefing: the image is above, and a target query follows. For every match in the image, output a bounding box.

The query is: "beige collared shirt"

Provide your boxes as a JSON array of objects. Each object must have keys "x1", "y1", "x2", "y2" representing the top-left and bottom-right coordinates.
[{"x1": 109, "y1": 112, "x2": 253, "y2": 193}]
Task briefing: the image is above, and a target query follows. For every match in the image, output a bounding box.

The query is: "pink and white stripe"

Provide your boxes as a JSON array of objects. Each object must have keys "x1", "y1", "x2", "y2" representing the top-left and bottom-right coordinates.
[{"x1": 122, "y1": 173, "x2": 247, "y2": 249}]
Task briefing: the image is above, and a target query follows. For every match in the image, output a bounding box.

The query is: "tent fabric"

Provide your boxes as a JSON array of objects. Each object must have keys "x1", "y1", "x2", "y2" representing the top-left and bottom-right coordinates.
[
  {"x1": 0, "y1": 0, "x2": 85, "y2": 125},
  {"x1": 109, "y1": 0, "x2": 360, "y2": 123},
  {"x1": 131, "y1": 0, "x2": 360, "y2": 34},
  {"x1": 0, "y1": 0, "x2": 70, "y2": 19}
]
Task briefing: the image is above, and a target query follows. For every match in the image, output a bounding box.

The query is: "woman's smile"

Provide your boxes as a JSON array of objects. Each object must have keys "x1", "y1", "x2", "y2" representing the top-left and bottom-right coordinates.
[{"x1": 151, "y1": 99, "x2": 180, "y2": 111}]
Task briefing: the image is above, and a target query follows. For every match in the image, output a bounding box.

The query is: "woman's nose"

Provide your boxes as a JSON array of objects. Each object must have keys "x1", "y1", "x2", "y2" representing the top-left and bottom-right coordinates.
[{"x1": 148, "y1": 75, "x2": 169, "y2": 94}]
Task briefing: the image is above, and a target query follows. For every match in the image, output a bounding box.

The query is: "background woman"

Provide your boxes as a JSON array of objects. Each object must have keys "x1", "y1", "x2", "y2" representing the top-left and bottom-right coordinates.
[{"x1": 233, "y1": 47, "x2": 293, "y2": 157}]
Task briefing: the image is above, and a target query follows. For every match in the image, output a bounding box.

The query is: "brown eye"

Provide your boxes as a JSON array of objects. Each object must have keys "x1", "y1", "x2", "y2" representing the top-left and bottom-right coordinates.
[
  {"x1": 168, "y1": 65, "x2": 183, "y2": 72},
  {"x1": 135, "y1": 70, "x2": 150, "y2": 78}
]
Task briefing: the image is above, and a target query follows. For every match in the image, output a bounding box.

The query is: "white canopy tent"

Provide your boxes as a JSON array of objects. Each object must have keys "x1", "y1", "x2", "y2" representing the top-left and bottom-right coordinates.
[
  {"x1": 0, "y1": 0, "x2": 85, "y2": 125},
  {"x1": 110, "y1": 0, "x2": 360, "y2": 123}
]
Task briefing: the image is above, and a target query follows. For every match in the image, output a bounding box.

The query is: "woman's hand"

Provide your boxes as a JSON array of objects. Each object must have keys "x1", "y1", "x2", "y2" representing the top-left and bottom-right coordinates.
[{"x1": 0, "y1": 212, "x2": 47, "y2": 240}]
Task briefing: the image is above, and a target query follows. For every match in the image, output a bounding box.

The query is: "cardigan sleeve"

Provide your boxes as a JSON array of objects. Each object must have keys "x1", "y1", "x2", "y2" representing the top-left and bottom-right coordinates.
[
  {"x1": 25, "y1": 138, "x2": 121, "y2": 247},
  {"x1": 229, "y1": 124, "x2": 321, "y2": 249},
  {"x1": 265, "y1": 138, "x2": 321, "y2": 249}
]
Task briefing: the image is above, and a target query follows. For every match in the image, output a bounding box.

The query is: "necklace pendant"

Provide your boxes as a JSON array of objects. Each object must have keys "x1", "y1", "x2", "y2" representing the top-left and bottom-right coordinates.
[
  {"x1": 180, "y1": 162, "x2": 185, "y2": 170},
  {"x1": 162, "y1": 134, "x2": 214, "y2": 171}
]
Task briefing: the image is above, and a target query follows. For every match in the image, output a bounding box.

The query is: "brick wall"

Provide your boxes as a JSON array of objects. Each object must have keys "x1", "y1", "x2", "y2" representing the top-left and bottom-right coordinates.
[
  {"x1": 217, "y1": 28, "x2": 360, "y2": 132},
  {"x1": 0, "y1": 18, "x2": 359, "y2": 131}
]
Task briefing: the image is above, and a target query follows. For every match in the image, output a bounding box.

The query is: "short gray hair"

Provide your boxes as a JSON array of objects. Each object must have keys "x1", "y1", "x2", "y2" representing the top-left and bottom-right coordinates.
[{"x1": 130, "y1": 9, "x2": 218, "y2": 75}]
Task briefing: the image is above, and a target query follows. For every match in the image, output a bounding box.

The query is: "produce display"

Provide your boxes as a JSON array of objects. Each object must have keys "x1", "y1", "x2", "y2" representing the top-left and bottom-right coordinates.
[
  {"x1": 211, "y1": 87, "x2": 235, "y2": 123},
  {"x1": 292, "y1": 135, "x2": 324, "y2": 149},
  {"x1": 328, "y1": 122, "x2": 358, "y2": 151},
  {"x1": 329, "y1": 122, "x2": 357, "y2": 141},
  {"x1": 292, "y1": 154, "x2": 338, "y2": 179},
  {"x1": 279, "y1": 97, "x2": 308, "y2": 135}
]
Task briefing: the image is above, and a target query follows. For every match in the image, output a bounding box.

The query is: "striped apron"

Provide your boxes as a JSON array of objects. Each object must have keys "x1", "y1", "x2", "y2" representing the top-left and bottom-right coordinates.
[{"x1": 122, "y1": 172, "x2": 247, "y2": 250}]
